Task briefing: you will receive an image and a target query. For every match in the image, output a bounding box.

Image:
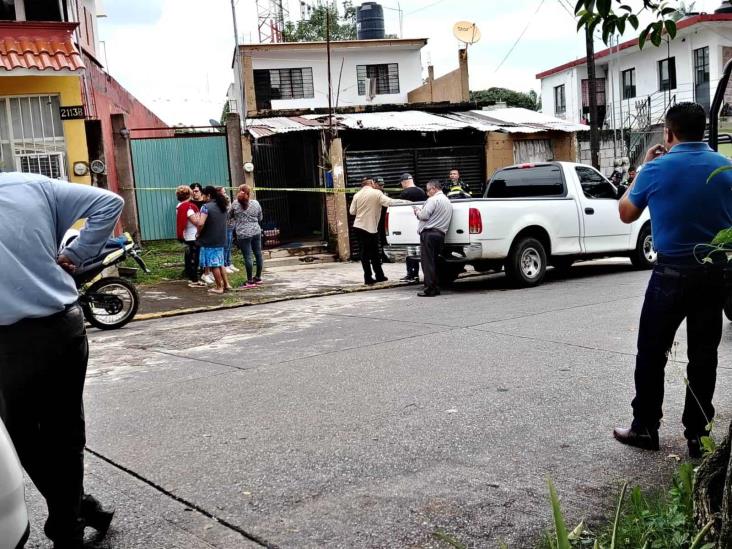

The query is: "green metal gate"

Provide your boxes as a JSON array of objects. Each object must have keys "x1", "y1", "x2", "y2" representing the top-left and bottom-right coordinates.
[{"x1": 131, "y1": 135, "x2": 230, "y2": 241}]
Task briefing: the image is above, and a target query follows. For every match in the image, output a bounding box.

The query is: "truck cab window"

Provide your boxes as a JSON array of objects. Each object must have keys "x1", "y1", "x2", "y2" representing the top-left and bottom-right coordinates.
[
  {"x1": 486, "y1": 165, "x2": 565, "y2": 198},
  {"x1": 575, "y1": 166, "x2": 617, "y2": 199}
]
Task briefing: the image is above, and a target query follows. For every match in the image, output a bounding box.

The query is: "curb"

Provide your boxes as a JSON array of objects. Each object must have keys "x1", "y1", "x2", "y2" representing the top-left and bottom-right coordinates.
[{"x1": 133, "y1": 279, "x2": 413, "y2": 322}]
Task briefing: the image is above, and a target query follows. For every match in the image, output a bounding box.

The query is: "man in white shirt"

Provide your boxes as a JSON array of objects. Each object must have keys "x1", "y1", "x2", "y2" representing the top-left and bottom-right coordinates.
[
  {"x1": 349, "y1": 177, "x2": 398, "y2": 284},
  {"x1": 414, "y1": 180, "x2": 453, "y2": 297}
]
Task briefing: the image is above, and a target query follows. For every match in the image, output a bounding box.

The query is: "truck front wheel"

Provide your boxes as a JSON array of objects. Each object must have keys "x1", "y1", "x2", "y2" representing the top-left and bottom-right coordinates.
[
  {"x1": 631, "y1": 224, "x2": 657, "y2": 269},
  {"x1": 505, "y1": 237, "x2": 547, "y2": 287}
]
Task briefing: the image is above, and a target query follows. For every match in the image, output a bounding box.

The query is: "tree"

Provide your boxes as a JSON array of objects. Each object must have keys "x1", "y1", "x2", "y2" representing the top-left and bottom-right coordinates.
[
  {"x1": 282, "y1": 2, "x2": 356, "y2": 42},
  {"x1": 470, "y1": 88, "x2": 540, "y2": 111}
]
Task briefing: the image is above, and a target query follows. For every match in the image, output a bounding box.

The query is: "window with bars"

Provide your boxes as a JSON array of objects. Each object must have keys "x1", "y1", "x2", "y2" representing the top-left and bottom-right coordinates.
[
  {"x1": 253, "y1": 68, "x2": 314, "y2": 109},
  {"x1": 694, "y1": 47, "x2": 710, "y2": 86},
  {"x1": 581, "y1": 78, "x2": 607, "y2": 107},
  {"x1": 356, "y1": 64, "x2": 400, "y2": 95},
  {"x1": 0, "y1": 95, "x2": 66, "y2": 177},
  {"x1": 658, "y1": 57, "x2": 677, "y2": 91},
  {"x1": 621, "y1": 68, "x2": 636, "y2": 100},
  {"x1": 554, "y1": 85, "x2": 566, "y2": 115}
]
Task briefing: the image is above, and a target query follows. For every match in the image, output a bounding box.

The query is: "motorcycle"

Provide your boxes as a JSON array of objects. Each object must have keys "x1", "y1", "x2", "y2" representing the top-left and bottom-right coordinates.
[{"x1": 62, "y1": 231, "x2": 150, "y2": 330}]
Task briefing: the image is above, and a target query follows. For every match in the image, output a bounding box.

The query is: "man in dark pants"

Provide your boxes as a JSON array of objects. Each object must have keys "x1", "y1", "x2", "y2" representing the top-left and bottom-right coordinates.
[
  {"x1": 349, "y1": 177, "x2": 398, "y2": 284},
  {"x1": 614, "y1": 102, "x2": 732, "y2": 458},
  {"x1": 414, "y1": 180, "x2": 453, "y2": 297},
  {"x1": 0, "y1": 173, "x2": 122, "y2": 548},
  {"x1": 373, "y1": 177, "x2": 393, "y2": 263},
  {"x1": 398, "y1": 173, "x2": 427, "y2": 283}
]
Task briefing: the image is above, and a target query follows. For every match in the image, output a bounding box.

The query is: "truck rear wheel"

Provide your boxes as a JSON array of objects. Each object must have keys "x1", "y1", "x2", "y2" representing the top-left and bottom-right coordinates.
[
  {"x1": 505, "y1": 237, "x2": 547, "y2": 287},
  {"x1": 631, "y1": 224, "x2": 656, "y2": 269},
  {"x1": 437, "y1": 262, "x2": 464, "y2": 286}
]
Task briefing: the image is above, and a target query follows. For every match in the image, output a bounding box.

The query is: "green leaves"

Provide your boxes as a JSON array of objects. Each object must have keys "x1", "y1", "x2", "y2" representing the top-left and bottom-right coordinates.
[
  {"x1": 548, "y1": 478, "x2": 571, "y2": 549},
  {"x1": 711, "y1": 227, "x2": 732, "y2": 246},
  {"x1": 706, "y1": 164, "x2": 732, "y2": 184},
  {"x1": 574, "y1": 0, "x2": 678, "y2": 47},
  {"x1": 610, "y1": 482, "x2": 628, "y2": 549}
]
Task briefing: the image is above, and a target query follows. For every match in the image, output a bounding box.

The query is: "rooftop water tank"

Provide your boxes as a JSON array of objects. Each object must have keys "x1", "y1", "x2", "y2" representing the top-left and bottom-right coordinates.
[
  {"x1": 716, "y1": 0, "x2": 732, "y2": 13},
  {"x1": 357, "y1": 2, "x2": 385, "y2": 40}
]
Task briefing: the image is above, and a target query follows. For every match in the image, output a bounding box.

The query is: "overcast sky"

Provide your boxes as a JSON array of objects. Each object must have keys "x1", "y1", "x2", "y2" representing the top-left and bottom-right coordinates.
[{"x1": 97, "y1": 0, "x2": 722, "y2": 126}]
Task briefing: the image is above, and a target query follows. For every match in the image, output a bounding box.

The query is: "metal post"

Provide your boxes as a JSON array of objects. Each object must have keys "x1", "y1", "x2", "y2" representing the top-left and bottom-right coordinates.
[
  {"x1": 326, "y1": 8, "x2": 334, "y2": 137},
  {"x1": 585, "y1": 27, "x2": 601, "y2": 170}
]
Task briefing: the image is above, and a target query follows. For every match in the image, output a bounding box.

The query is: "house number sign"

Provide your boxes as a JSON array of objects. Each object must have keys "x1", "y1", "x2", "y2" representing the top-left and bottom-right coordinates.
[{"x1": 59, "y1": 105, "x2": 86, "y2": 120}]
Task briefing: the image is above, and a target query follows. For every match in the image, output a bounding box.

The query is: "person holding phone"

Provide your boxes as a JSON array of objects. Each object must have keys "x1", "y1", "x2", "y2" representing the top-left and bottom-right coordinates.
[
  {"x1": 614, "y1": 102, "x2": 732, "y2": 459},
  {"x1": 413, "y1": 180, "x2": 453, "y2": 297}
]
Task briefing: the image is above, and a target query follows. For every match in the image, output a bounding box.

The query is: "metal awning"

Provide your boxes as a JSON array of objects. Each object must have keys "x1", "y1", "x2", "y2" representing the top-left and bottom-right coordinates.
[{"x1": 246, "y1": 107, "x2": 588, "y2": 139}]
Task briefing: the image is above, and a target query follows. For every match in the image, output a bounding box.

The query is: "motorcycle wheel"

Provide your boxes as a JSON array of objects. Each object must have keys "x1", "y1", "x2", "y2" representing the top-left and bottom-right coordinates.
[
  {"x1": 82, "y1": 277, "x2": 139, "y2": 330},
  {"x1": 725, "y1": 291, "x2": 732, "y2": 322}
]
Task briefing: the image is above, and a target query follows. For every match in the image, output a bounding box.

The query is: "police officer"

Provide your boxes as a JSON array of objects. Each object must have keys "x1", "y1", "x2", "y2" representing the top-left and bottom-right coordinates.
[
  {"x1": 0, "y1": 173, "x2": 121, "y2": 548},
  {"x1": 614, "y1": 102, "x2": 732, "y2": 459},
  {"x1": 445, "y1": 168, "x2": 471, "y2": 199}
]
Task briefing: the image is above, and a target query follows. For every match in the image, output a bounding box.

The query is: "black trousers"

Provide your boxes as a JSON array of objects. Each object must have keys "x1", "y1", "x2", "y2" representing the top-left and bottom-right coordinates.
[
  {"x1": 406, "y1": 256, "x2": 420, "y2": 279},
  {"x1": 355, "y1": 227, "x2": 385, "y2": 282},
  {"x1": 631, "y1": 264, "x2": 729, "y2": 440},
  {"x1": 184, "y1": 240, "x2": 199, "y2": 282},
  {"x1": 420, "y1": 229, "x2": 445, "y2": 292},
  {"x1": 0, "y1": 304, "x2": 88, "y2": 541}
]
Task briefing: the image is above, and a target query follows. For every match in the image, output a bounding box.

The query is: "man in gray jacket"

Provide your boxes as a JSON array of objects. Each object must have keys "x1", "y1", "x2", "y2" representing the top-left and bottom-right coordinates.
[{"x1": 414, "y1": 180, "x2": 453, "y2": 297}]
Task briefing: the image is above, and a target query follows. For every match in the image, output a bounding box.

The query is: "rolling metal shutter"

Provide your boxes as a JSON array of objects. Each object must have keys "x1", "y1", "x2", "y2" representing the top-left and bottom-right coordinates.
[{"x1": 345, "y1": 145, "x2": 484, "y2": 258}]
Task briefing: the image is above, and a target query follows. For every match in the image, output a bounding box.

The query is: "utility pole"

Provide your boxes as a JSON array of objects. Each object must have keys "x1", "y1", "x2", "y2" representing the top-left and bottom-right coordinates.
[
  {"x1": 326, "y1": 8, "x2": 334, "y2": 137},
  {"x1": 231, "y1": 0, "x2": 247, "y2": 129},
  {"x1": 585, "y1": 26, "x2": 600, "y2": 169}
]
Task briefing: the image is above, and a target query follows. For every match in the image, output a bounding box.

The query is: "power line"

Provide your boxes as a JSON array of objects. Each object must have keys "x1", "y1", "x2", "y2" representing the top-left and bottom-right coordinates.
[
  {"x1": 556, "y1": 0, "x2": 575, "y2": 19},
  {"x1": 494, "y1": 0, "x2": 546, "y2": 73},
  {"x1": 406, "y1": 0, "x2": 446, "y2": 15}
]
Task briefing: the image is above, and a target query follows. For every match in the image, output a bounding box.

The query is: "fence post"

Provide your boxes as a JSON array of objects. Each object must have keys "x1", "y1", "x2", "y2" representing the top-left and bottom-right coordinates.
[
  {"x1": 111, "y1": 113, "x2": 141, "y2": 242},
  {"x1": 226, "y1": 112, "x2": 245, "y2": 192},
  {"x1": 329, "y1": 136, "x2": 351, "y2": 261}
]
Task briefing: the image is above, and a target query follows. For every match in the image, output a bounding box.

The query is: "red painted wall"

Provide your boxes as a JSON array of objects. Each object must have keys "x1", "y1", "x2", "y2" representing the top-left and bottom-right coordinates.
[{"x1": 82, "y1": 51, "x2": 169, "y2": 194}]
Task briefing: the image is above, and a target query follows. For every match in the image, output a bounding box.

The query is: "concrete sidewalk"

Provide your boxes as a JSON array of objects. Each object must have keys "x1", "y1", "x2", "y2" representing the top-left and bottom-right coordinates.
[{"x1": 135, "y1": 261, "x2": 421, "y2": 320}]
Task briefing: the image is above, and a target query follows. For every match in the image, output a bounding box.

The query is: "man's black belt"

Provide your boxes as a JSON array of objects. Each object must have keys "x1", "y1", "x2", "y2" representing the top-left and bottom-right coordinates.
[
  {"x1": 421, "y1": 228, "x2": 446, "y2": 236},
  {"x1": 0, "y1": 302, "x2": 79, "y2": 331}
]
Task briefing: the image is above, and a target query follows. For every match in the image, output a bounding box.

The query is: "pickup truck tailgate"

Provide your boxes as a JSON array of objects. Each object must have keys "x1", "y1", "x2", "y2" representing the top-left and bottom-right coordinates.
[{"x1": 386, "y1": 203, "x2": 470, "y2": 245}]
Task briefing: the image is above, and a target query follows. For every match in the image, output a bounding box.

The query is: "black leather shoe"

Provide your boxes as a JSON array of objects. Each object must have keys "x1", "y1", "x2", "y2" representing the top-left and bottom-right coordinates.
[
  {"x1": 417, "y1": 289, "x2": 440, "y2": 297},
  {"x1": 375, "y1": 276, "x2": 388, "y2": 282},
  {"x1": 687, "y1": 437, "x2": 707, "y2": 459},
  {"x1": 82, "y1": 494, "x2": 115, "y2": 538},
  {"x1": 53, "y1": 539, "x2": 84, "y2": 549},
  {"x1": 613, "y1": 426, "x2": 659, "y2": 451},
  {"x1": 364, "y1": 279, "x2": 376, "y2": 285}
]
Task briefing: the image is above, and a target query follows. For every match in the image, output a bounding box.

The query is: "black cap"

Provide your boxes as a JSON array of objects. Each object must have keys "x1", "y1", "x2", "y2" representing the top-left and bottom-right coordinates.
[
  {"x1": 374, "y1": 177, "x2": 384, "y2": 185},
  {"x1": 400, "y1": 173, "x2": 413, "y2": 181}
]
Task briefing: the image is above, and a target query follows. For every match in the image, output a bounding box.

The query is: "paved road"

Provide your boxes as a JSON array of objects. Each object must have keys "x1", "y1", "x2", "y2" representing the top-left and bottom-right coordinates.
[{"x1": 24, "y1": 261, "x2": 732, "y2": 548}]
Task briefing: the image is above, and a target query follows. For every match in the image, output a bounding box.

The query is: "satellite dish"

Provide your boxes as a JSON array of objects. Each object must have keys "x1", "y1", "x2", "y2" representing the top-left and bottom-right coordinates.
[{"x1": 453, "y1": 21, "x2": 481, "y2": 45}]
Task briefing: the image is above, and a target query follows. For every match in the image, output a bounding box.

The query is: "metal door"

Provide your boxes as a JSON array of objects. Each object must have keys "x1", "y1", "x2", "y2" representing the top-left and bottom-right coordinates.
[{"x1": 131, "y1": 135, "x2": 230, "y2": 241}]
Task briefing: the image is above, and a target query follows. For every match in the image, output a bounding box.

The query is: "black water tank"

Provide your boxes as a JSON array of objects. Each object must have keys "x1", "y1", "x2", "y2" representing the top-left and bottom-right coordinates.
[{"x1": 357, "y1": 2, "x2": 385, "y2": 40}]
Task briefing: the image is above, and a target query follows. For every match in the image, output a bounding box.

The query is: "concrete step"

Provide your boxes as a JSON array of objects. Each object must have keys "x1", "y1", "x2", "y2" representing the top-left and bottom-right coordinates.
[
  {"x1": 262, "y1": 242, "x2": 329, "y2": 260},
  {"x1": 264, "y1": 253, "x2": 337, "y2": 269}
]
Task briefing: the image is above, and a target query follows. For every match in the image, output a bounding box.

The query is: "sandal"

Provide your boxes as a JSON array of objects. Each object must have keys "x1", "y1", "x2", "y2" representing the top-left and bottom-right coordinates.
[
  {"x1": 207, "y1": 288, "x2": 225, "y2": 294},
  {"x1": 188, "y1": 281, "x2": 207, "y2": 288}
]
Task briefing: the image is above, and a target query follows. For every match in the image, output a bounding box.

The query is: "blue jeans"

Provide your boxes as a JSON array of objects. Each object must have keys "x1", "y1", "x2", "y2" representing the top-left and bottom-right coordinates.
[
  {"x1": 631, "y1": 264, "x2": 728, "y2": 439},
  {"x1": 238, "y1": 233, "x2": 263, "y2": 281},
  {"x1": 224, "y1": 228, "x2": 234, "y2": 267}
]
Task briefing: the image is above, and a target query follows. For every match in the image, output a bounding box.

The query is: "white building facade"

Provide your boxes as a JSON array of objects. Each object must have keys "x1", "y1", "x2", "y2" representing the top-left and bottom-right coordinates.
[
  {"x1": 232, "y1": 38, "x2": 427, "y2": 116},
  {"x1": 537, "y1": 14, "x2": 732, "y2": 131}
]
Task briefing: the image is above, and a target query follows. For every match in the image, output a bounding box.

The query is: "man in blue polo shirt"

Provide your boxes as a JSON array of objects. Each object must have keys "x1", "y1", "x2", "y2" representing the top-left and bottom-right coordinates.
[{"x1": 614, "y1": 102, "x2": 732, "y2": 458}]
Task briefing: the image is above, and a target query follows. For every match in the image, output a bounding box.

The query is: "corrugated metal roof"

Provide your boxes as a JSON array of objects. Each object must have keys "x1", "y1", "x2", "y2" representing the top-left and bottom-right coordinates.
[
  {"x1": 469, "y1": 108, "x2": 588, "y2": 132},
  {"x1": 0, "y1": 22, "x2": 84, "y2": 72},
  {"x1": 304, "y1": 110, "x2": 469, "y2": 131},
  {"x1": 246, "y1": 107, "x2": 588, "y2": 139}
]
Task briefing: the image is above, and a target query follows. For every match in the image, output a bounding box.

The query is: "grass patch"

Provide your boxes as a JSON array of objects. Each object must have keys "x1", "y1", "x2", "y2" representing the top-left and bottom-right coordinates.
[
  {"x1": 123, "y1": 239, "x2": 252, "y2": 287},
  {"x1": 538, "y1": 463, "x2": 711, "y2": 549}
]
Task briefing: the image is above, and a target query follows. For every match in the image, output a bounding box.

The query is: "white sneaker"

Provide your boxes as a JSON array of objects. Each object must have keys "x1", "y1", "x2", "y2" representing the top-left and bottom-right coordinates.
[
  {"x1": 201, "y1": 273, "x2": 215, "y2": 284},
  {"x1": 225, "y1": 266, "x2": 235, "y2": 274},
  {"x1": 229, "y1": 265, "x2": 240, "y2": 272}
]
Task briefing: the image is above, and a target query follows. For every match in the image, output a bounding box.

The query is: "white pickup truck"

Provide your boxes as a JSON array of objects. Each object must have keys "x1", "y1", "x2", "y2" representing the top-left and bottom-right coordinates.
[{"x1": 386, "y1": 161, "x2": 654, "y2": 287}]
